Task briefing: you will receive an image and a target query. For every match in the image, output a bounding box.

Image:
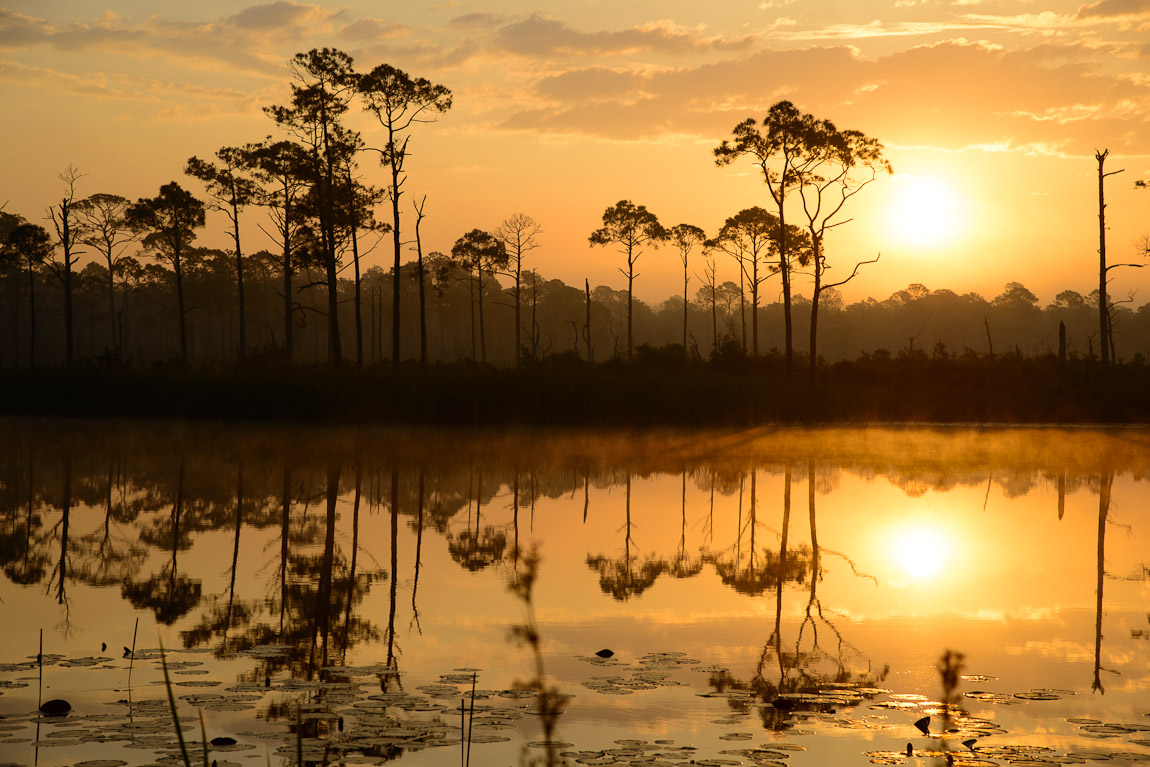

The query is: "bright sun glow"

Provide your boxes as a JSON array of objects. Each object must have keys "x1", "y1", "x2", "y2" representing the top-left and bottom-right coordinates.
[
  {"x1": 888, "y1": 176, "x2": 961, "y2": 248},
  {"x1": 890, "y1": 524, "x2": 950, "y2": 579}
]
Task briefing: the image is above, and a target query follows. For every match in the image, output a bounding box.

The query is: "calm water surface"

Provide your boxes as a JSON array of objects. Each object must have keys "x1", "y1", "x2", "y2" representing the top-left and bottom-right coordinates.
[{"x1": 1, "y1": 420, "x2": 1149, "y2": 767}]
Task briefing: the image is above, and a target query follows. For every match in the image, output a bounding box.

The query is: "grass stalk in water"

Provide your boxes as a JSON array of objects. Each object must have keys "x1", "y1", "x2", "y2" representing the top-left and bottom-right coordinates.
[
  {"x1": 508, "y1": 545, "x2": 564, "y2": 767},
  {"x1": 159, "y1": 637, "x2": 192, "y2": 767}
]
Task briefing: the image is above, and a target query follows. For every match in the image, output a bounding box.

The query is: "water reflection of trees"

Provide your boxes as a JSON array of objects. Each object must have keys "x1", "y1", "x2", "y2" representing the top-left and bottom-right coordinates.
[
  {"x1": 0, "y1": 424, "x2": 1144, "y2": 721},
  {"x1": 708, "y1": 462, "x2": 888, "y2": 731}
]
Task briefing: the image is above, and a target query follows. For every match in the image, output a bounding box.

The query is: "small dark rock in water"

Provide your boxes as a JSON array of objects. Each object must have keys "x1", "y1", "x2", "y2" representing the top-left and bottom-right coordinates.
[
  {"x1": 962, "y1": 739, "x2": 978, "y2": 751},
  {"x1": 914, "y1": 716, "x2": 931, "y2": 735},
  {"x1": 906, "y1": 743, "x2": 913, "y2": 756},
  {"x1": 337, "y1": 716, "x2": 344, "y2": 732},
  {"x1": 209, "y1": 736, "x2": 237, "y2": 747},
  {"x1": 39, "y1": 699, "x2": 71, "y2": 716},
  {"x1": 123, "y1": 646, "x2": 132, "y2": 658},
  {"x1": 595, "y1": 649, "x2": 614, "y2": 658},
  {"x1": 264, "y1": 675, "x2": 270, "y2": 688},
  {"x1": 101, "y1": 642, "x2": 106, "y2": 652}
]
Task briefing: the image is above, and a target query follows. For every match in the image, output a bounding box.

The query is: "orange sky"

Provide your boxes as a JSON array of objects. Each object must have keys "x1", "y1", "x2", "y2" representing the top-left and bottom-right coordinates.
[{"x1": 2, "y1": 0, "x2": 1149, "y2": 306}]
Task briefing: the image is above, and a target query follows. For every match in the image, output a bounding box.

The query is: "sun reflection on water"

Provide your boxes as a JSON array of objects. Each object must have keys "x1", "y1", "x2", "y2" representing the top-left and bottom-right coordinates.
[{"x1": 890, "y1": 523, "x2": 950, "y2": 580}]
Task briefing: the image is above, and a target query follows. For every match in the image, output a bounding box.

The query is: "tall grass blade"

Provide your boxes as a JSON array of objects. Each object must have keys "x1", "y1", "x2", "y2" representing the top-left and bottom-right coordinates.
[
  {"x1": 198, "y1": 709, "x2": 209, "y2": 767},
  {"x1": 159, "y1": 638, "x2": 192, "y2": 767}
]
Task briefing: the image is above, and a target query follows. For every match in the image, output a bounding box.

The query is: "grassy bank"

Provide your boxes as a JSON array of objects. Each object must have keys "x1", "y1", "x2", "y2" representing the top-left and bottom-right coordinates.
[{"x1": 0, "y1": 350, "x2": 1145, "y2": 425}]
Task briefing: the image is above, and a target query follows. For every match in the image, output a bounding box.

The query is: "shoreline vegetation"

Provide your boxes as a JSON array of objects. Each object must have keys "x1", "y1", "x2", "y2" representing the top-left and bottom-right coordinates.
[{"x1": 2, "y1": 345, "x2": 1148, "y2": 425}]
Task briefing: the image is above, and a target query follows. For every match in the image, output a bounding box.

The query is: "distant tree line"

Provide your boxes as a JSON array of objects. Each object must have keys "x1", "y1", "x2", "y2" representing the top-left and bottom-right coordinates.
[{"x1": 4, "y1": 215, "x2": 1150, "y2": 370}]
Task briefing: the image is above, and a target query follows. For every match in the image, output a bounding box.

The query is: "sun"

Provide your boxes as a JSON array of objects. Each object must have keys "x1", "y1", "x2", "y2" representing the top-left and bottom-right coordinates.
[{"x1": 887, "y1": 175, "x2": 962, "y2": 248}]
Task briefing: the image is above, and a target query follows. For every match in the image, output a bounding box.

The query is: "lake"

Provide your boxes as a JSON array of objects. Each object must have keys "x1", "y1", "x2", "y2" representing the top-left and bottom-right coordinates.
[{"x1": 1, "y1": 420, "x2": 1149, "y2": 767}]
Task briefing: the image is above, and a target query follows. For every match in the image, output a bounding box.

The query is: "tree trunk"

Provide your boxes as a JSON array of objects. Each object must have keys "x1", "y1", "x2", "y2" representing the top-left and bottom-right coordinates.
[
  {"x1": 282, "y1": 232, "x2": 293, "y2": 362},
  {"x1": 809, "y1": 240, "x2": 823, "y2": 378},
  {"x1": 174, "y1": 252, "x2": 187, "y2": 363},
  {"x1": 626, "y1": 253, "x2": 634, "y2": 361},
  {"x1": 389, "y1": 146, "x2": 403, "y2": 366},
  {"x1": 710, "y1": 281, "x2": 717, "y2": 357},
  {"x1": 682, "y1": 259, "x2": 688, "y2": 351},
  {"x1": 1097, "y1": 150, "x2": 1110, "y2": 369},
  {"x1": 231, "y1": 196, "x2": 246, "y2": 361},
  {"x1": 515, "y1": 264, "x2": 522, "y2": 365},
  {"x1": 351, "y1": 217, "x2": 363, "y2": 368},
  {"x1": 414, "y1": 201, "x2": 428, "y2": 366},
  {"x1": 751, "y1": 256, "x2": 759, "y2": 359},
  {"x1": 478, "y1": 267, "x2": 487, "y2": 364},
  {"x1": 584, "y1": 278, "x2": 592, "y2": 363},
  {"x1": 63, "y1": 242, "x2": 74, "y2": 366},
  {"x1": 28, "y1": 262, "x2": 36, "y2": 368}
]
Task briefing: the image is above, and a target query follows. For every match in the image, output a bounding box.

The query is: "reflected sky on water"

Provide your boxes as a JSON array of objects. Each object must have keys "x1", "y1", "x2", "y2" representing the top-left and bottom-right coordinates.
[{"x1": 1, "y1": 420, "x2": 1149, "y2": 766}]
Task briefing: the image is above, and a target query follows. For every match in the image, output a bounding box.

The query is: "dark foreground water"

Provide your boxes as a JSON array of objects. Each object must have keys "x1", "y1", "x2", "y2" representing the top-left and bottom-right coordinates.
[{"x1": 1, "y1": 420, "x2": 1149, "y2": 767}]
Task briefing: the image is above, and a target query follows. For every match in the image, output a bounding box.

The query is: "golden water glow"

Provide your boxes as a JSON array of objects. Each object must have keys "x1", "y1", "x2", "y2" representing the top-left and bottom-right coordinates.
[
  {"x1": 887, "y1": 176, "x2": 962, "y2": 249},
  {"x1": 889, "y1": 522, "x2": 950, "y2": 579}
]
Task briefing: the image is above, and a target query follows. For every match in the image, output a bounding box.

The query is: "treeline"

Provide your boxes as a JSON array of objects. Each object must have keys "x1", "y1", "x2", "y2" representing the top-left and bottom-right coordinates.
[{"x1": 0, "y1": 231, "x2": 1146, "y2": 369}]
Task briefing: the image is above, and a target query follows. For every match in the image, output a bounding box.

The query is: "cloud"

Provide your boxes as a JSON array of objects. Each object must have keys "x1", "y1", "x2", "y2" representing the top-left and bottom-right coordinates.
[
  {"x1": 496, "y1": 37, "x2": 1150, "y2": 156},
  {"x1": 448, "y1": 12, "x2": 507, "y2": 29},
  {"x1": 338, "y1": 18, "x2": 411, "y2": 42},
  {"x1": 496, "y1": 14, "x2": 758, "y2": 58},
  {"x1": 0, "y1": 60, "x2": 262, "y2": 117},
  {"x1": 1075, "y1": 0, "x2": 1150, "y2": 18},
  {"x1": 225, "y1": 1, "x2": 337, "y2": 30}
]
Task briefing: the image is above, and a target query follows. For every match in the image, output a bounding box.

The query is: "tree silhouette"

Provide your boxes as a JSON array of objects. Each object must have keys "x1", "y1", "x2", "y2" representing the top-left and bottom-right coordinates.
[
  {"x1": 1, "y1": 222, "x2": 52, "y2": 367},
  {"x1": 45, "y1": 165, "x2": 86, "y2": 366},
  {"x1": 784, "y1": 111, "x2": 890, "y2": 377},
  {"x1": 74, "y1": 193, "x2": 137, "y2": 356},
  {"x1": 707, "y1": 464, "x2": 885, "y2": 731},
  {"x1": 707, "y1": 208, "x2": 788, "y2": 359},
  {"x1": 589, "y1": 200, "x2": 667, "y2": 361},
  {"x1": 125, "y1": 181, "x2": 206, "y2": 363},
  {"x1": 185, "y1": 148, "x2": 261, "y2": 360},
  {"x1": 358, "y1": 63, "x2": 452, "y2": 365},
  {"x1": 121, "y1": 460, "x2": 203, "y2": 624},
  {"x1": 241, "y1": 139, "x2": 313, "y2": 360},
  {"x1": 496, "y1": 213, "x2": 543, "y2": 364},
  {"x1": 586, "y1": 474, "x2": 668, "y2": 600},
  {"x1": 266, "y1": 48, "x2": 360, "y2": 364},
  {"x1": 451, "y1": 228, "x2": 508, "y2": 363},
  {"x1": 669, "y1": 223, "x2": 705, "y2": 352},
  {"x1": 715, "y1": 101, "x2": 811, "y2": 375}
]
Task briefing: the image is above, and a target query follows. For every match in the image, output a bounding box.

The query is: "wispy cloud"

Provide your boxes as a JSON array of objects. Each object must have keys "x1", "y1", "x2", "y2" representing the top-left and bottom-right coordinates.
[
  {"x1": 496, "y1": 14, "x2": 759, "y2": 57},
  {"x1": 0, "y1": 60, "x2": 263, "y2": 117},
  {"x1": 1075, "y1": 0, "x2": 1150, "y2": 18}
]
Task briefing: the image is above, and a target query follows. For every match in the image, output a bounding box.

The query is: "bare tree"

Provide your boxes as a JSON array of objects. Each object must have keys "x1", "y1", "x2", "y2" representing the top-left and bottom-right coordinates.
[
  {"x1": 412, "y1": 195, "x2": 430, "y2": 365},
  {"x1": 495, "y1": 213, "x2": 543, "y2": 364},
  {"x1": 1094, "y1": 150, "x2": 1143, "y2": 370},
  {"x1": 668, "y1": 223, "x2": 705, "y2": 352},
  {"x1": 46, "y1": 165, "x2": 86, "y2": 365},
  {"x1": 786, "y1": 112, "x2": 890, "y2": 376},
  {"x1": 75, "y1": 193, "x2": 137, "y2": 356}
]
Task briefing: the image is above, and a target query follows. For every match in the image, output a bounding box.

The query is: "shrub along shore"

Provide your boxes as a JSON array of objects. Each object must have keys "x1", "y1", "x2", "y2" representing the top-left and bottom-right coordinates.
[{"x1": 2, "y1": 346, "x2": 1147, "y2": 426}]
